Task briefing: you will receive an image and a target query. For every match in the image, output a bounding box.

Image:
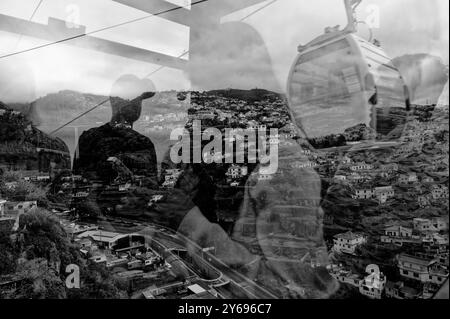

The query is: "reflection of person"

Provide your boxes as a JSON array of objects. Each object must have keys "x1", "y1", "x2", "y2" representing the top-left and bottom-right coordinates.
[
  {"x1": 321, "y1": 55, "x2": 449, "y2": 299},
  {"x1": 74, "y1": 75, "x2": 157, "y2": 184},
  {"x1": 152, "y1": 29, "x2": 448, "y2": 300},
  {"x1": 153, "y1": 115, "x2": 338, "y2": 299},
  {"x1": 189, "y1": 20, "x2": 282, "y2": 92},
  {"x1": 150, "y1": 20, "x2": 339, "y2": 299}
]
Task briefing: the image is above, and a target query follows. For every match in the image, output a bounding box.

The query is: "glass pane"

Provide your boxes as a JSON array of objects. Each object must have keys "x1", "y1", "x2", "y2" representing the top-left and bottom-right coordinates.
[
  {"x1": 289, "y1": 39, "x2": 369, "y2": 140},
  {"x1": 360, "y1": 43, "x2": 408, "y2": 139}
]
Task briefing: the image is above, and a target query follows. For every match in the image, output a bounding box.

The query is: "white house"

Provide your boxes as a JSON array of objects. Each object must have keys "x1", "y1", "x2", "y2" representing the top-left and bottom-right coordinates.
[
  {"x1": 380, "y1": 163, "x2": 399, "y2": 173},
  {"x1": 428, "y1": 264, "x2": 449, "y2": 285},
  {"x1": 4, "y1": 201, "x2": 37, "y2": 216},
  {"x1": 384, "y1": 225, "x2": 413, "y2": 238},
  {"x1": 417, "y1": 195, "x2": 431, "y2": 208},
  {"x1": 291, "y1": 161, "x2": 317, "y2": 169},
  {"x1": 353, "y1": 189, "x2": 374, "y2": 200},
  {"x1": 78, "y1": 230, "x2": 131, "y2": 250},
  {"x1": 226, "y1": 165, "x2": 248, "y2": 179},
  {"x1": 374, "y1": 186, "x2": 395, "y2": 204},
  {"x1": 374, "y1": 186, "x2": 395, "y2": 196},
  {"x1": 73, "y1": 191, "x2": 89, "y2": 198},
  {"x1": 431, "y1": 185, "x2": 449, "y2": 200},
  {"x1": 422, "y1": 176, "x2": 434, "y2": 183},
  {"x1": 0, "y1": 199, "x2": 6, "y2": 217},
  {"x1": 397, "y1": 254, "x2": 434, "y2": 282},
  {"x1": 398, "y1": 173, "x2": 418, "y2": 184},
  {"x1": 350, "y1": 162, "x2": 374, "y2": 172},
  {"x1": 381, "y1": 225, "x2": 418, "y2": 245},
  {"x1": 301, "y1": 149, "x2": 312, "y2": 156},
  {"x1": 422, "y1": 233, "x2": 449, "y2": 246},
  {"x1": 341, "y1": 156, "x2": 352, "y2": 165},
  {"x1": 119, "y1": 183, "x2": 131, "y2": 192},
  {"x1": 258, "y1": 173, "x2": 274, "y2": 181},
  {"x1": 334, "y1": 175, "x2": 347, "y2": 181},
  {"x1": 162, "y1": 180, "x2": 176, "y2": 189},
  {"x1": 24, "y1": 175, "x2": 51, "y2": 183},
  {"x1": 413, "y1": 218, "x2": 447, "y2": 233},
  {"x1": 397, "y1": 254, "x2": 448, "y2": 284},
  {"x1": 359, "y1": 265, "x2": 387, "y2": 299},
  {"x1": 333, "y1": 232, "x2": 367, "y2": 255},
  {"x1": 164, "y1": 169, "x2": 182, "y2": 184},
  {"x1": 348, "y1": 174, "x2": 365, "y2": 184}
]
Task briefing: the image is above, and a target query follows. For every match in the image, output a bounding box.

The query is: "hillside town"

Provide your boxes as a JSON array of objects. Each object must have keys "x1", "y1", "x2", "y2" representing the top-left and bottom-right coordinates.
[
  {"x1": 323, "y1": 106, "x2": 449, "y2": 299},
  {"x1": 2, "y1": 87, "x2": 448, "y2": 299}
]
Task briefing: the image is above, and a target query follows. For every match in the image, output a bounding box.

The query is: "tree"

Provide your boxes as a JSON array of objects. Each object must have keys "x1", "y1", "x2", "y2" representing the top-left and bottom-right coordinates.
[
  {"x1": 0, "y1": 229, "x2": 18, "y2": 276},
  {"x1": 0, "y1": 170, "x2": 23, "y2": 183},
  {"x1": 75, "y1": 199, "x2": 102, "y2": 220},
  {"x1": 0, "y1": 171, "x2": 48, "y2": 206},
  {"x1": 8, "y1": 258, "x2": 67, "y2": 299},
  {"x1": 7, "y1": 209, "x2": 128, "y2": 299},
  {"x1": 67, "y1": 261, "x2": 128, "y2": 299},
  {"x1": 15, "y1": 209, "x2": 80, "y2": 267}
]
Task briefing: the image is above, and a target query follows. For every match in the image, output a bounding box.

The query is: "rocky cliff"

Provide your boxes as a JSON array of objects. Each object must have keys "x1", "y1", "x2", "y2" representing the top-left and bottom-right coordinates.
[{"x1": 0, "y1": 102, "x2": 70, "y2": 172}]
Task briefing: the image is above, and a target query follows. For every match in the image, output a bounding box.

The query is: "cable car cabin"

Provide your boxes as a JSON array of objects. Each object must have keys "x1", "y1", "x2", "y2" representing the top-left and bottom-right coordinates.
[{"x1": 287, "y1": 32, "x2": 410, "y2": 150}]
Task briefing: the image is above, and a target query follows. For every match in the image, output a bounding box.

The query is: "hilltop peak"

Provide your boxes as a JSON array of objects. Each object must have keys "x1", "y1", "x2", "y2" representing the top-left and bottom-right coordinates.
[{"x1": 207, "y1": 88, "x2": 284, "y2": 103}]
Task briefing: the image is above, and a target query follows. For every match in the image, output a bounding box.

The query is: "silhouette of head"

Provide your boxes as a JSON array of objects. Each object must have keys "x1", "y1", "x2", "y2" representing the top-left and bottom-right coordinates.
[
  {"x1": 109, "y1": 75, "x2": 155, "y2": 126},
  {"x1": 188, "y1": 21, "x2": 282, "y2": 92}
]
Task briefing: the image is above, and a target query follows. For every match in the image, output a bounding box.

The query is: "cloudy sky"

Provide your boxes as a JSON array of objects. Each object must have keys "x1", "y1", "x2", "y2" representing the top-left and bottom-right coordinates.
[{"x1": 0, "y1": 0, "x2": 448, "y2": 102}]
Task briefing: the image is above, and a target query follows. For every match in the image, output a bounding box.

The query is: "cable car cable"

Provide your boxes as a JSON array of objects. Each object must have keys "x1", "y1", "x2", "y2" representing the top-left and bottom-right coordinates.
[
  {"x1": 39, "y1": 0, "x2": 206, "y2": 136},
  {"x1": 49, "y1": 99, "x2": 110, "y2": 135},
  {"x1": 20, "y1": 0, "x2": 45, "y2": 151},
  {"x1": 50, "y1": 0, "x2": 280, "y2": 135},
  {"x1": 0, "y1": 0, "x2": 209, "y2": 61},
  {"x1": 29, "y1": 0, "x2": 45, "y2": 20},
  {"x1": 3, "y1": 0, "x2": 45, "y2": 63},
  {"x1": 11, "y1": 0, "x2": 45, "y2": 53},
  {"x1": 143, "y1": 0, "x2": 280, "y2": 78},
  {"x1": 144, "y1": 50, "x2": 189, "y2": 78},
  {"x1": 240, "y1": 0, "x2": 279, "y2": 21}
]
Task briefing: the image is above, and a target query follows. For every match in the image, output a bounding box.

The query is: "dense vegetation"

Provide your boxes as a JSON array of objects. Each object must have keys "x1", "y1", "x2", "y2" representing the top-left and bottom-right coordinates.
[
  {"x1": 0, "y1": 170, "x2": 128, "y2": 299},
  {"x1": 207, "y1": 88, "x2": 284, "y2": 103},
  {"x1": 0, "y1": 209, "x2": 128, "y2": 299},
  {"x1": 0, "y1": 102, "x2": 70, "y2": 171}
]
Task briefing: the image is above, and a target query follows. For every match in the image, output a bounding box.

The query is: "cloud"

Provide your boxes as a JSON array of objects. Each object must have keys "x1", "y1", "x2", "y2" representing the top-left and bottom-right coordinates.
[
  {"x1": 0, "y1": 0, "x2": 448, "y2": 101},
  {"x1": 358, "y1": 0, "x2": 449, "y2": 63},
  {"x1": 188, "y1": 21, "x2": 282, "y2": 91}
]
